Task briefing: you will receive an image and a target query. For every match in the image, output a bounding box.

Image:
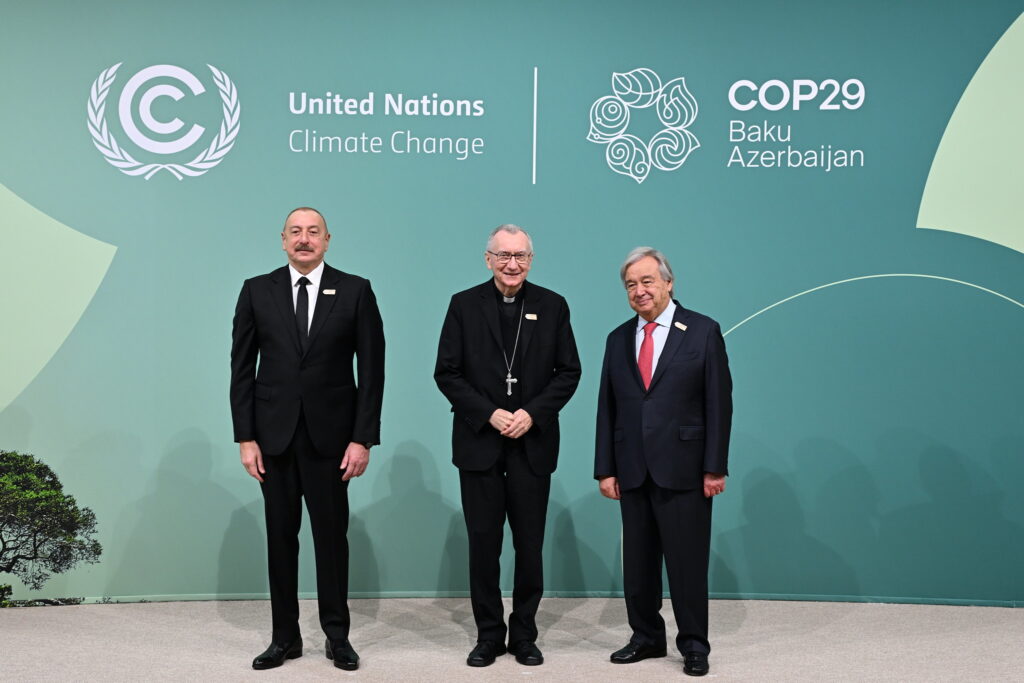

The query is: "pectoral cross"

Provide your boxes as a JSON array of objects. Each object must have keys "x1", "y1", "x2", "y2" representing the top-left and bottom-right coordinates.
[{"x1": 505, "y1": 372, "x2": 518, "y2": 396}]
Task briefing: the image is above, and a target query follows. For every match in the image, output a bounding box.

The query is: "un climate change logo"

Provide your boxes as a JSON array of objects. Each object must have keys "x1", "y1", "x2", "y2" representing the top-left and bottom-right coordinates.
[
  {"x1": 87, "y1": 64, "x2": 240, "y2": 180},
  {"x1": 587, "y1": 68, "x2": 699, "y2": 184}
]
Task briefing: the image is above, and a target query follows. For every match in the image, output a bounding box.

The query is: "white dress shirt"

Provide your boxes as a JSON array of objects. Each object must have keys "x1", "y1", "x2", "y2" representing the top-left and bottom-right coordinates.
[
  {"x1": 634, "y1": 300, "x2": 677, "y2": 374},
  {"x1": 289, "y1": 261, "x2": 324, "y2": 333}
]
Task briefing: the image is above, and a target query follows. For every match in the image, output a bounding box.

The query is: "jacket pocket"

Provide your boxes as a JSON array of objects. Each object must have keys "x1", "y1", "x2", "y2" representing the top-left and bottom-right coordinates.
[{"x1": 678, "y1": 426, "x2": 705, "y2": 440}]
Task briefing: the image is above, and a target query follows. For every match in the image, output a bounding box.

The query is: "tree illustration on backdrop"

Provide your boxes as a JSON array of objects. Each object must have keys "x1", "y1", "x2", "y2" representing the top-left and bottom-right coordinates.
[{"x1": 0, "y1": 450, "x2": 101, "y2": 603}]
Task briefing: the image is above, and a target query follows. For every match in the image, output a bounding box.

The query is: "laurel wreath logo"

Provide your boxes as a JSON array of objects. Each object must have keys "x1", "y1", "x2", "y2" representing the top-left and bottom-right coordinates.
[
  {"x1": 87, "y1": 63, "x2": 240, "y2": 180},
  {"x1": 587, "y1": 68, "x2": 699, "y2": 184}
]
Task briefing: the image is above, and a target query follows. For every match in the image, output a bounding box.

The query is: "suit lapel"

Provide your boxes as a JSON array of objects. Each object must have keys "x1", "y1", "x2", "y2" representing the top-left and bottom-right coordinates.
[
  {"x1": 647, "y1": 302, "x2": 688, "y2": 393},
  {"x1": 478, "y1": 281, "x2": 503, "y2": 351},
  {"x1": 306, "y1": 264, "x2": 340, "y2": 356},
  {"x1": 622, "y1": 318, "x2": 645, "y2": 391},
  {"x1": 517, "y1": 282, "x2": 538, "y2": 358},
  {"x1": 271, "y1": 267, "x2": 303, "y2": 355}
]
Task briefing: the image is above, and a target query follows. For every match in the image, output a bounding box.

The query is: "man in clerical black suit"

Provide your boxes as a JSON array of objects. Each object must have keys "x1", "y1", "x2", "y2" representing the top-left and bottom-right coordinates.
[
  {"x1": 434, "y1": 224, "x2": 581, "y2": 668},
  {"x1": 594, "y1": 247, "x2": 732, "y2": 677},
  {"x1": 230, "y1": 207, "x2": 384, "y2": 672}
]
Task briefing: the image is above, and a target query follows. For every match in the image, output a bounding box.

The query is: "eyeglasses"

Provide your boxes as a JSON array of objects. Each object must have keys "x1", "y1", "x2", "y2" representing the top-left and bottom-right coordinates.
[{"x1": 487, "y1": 250, "x2": 533, "y2": 264}]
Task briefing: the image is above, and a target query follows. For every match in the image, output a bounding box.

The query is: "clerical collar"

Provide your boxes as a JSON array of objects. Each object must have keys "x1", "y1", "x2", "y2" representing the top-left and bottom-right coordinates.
[{"x1": 494, "y1": 281, "x2": 526, "y2": 304}]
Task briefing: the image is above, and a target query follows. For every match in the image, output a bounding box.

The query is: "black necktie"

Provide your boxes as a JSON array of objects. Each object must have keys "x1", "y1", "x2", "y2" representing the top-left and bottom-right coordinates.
[{"x1": 296, "y1": 276, "x2": 310, "y2": 351}]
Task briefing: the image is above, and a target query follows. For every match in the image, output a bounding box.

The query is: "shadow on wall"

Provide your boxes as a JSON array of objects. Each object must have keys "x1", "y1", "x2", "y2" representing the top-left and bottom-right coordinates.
[
  {"x1": 712, "y1": 435, "x2": 861, "y2": 599},
  {"x1": 87, "y1": 430, "x2": 1024, "y2": 603},
  {"x1": 714, "y1": 431, "x2": 1024, "y2": 603},
  {"x1": 217, "y1": 498, "x2": 264, "y2": 628},
  {"x1": 877, "y1": 442, "x2": 1024, "y2": 602},
  {"x1": 546, "y1": 482, "x2": 620, "y2": 596},
  {"x1": 105, "y1": 429, "x2": 252, "y2": 600},
  {"x1": 349, "y1": 440, "x2": 463, "y2": 596}
]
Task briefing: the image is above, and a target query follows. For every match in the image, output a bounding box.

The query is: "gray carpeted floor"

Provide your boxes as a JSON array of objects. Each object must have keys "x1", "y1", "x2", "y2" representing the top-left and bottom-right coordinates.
[{"x1": 3, "y1": 598, "x2": 1022, "y2": 680}]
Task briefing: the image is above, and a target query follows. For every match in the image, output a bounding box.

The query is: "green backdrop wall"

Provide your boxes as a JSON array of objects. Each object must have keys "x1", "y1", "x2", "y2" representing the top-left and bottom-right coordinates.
[{"x1": 1, "y1": 0, "x2": 1021, "y2": 606}]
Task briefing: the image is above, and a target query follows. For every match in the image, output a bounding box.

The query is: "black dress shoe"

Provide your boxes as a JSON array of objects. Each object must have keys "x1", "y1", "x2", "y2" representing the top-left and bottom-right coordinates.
[
  {"x1": 509, "y1": 640, "x2": 544, "y2": 666},
  {"x1": 610, "y1": 641, "x2": 667, "y2": 664},
  {"x1": 467, "y1": 640, "x2": 507, "y2": 667},
  {"x1": 252, "y1": 638, "x2": 302, "y2": 670},
  {"x1": 683, "y1": 651, "x2": 709, "y2": 676},
  {"x1": 325, "y1": 638, "x2": 359, "y2": 670}
]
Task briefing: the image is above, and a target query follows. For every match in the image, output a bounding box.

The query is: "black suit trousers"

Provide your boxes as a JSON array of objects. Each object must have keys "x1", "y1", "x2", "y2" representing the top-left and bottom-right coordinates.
[
  {"x1": 459, "y1": 438, "x2": 551, "y2": 644},
  {"x1": 620, "y1": 477, "x2": 712, "y2": 655},
  {"x1": 260, "y1": 415, "x2": 350, "y2": 642}
]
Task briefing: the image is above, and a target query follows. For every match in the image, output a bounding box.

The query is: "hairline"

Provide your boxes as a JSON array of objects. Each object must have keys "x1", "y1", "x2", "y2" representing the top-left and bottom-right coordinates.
[
  {"x1": 620, "y1": 246, "x2": 674, "y2": 284},
  {"x1": 487, "y1": 223, "x2": 534, "y2": 254},
  {"x1": 284, "y1": 206, "x2": 328, "y2": 234}
]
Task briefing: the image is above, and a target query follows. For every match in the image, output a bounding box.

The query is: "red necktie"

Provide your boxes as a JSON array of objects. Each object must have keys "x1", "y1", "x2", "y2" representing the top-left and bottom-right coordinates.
[{"x1": 638, "y1": 321, "x2": 657, "y2": 389}]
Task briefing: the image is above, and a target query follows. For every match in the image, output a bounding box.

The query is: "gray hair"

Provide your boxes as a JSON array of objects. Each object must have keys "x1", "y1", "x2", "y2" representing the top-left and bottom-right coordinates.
[
  {"x1": 487, "y1": 224, "x2": 534, "y2": 253},
  {"x1": 620, "y1": 246, "x2": 674, "y2": 284}
]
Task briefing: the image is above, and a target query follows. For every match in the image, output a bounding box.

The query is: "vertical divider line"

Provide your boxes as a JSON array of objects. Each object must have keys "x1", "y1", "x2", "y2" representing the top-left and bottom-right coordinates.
[{"x1": 532, "y1": 66, "x2": 538, "y2": 185}]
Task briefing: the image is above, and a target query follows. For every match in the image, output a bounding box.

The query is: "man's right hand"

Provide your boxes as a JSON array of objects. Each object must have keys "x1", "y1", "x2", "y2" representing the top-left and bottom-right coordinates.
[
  {"x1": 598, "y1": 475, "x2": 620, "y2": 500},
  {"x1": 489, "y1": 409, "x2": 514, "y2": 433},
  {"x1": 240, "y1": 441, "x2": 265, "y2": 482}
]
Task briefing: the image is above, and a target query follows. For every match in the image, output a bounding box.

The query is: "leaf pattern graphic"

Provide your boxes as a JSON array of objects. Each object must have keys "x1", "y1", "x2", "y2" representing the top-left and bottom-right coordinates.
[
  {"x1": 649, "y1": 128, "x2": 700, "y2": 171},
  {"x1": 606, "y1": 134, "x2": 651, "y2": 184},
  {"x1": 657, "y1": 77, "x2": 698, "y2": 130},
  {"x1": 612, "y1": 68, "x2": 662, "y2": 108},
  {"x1": 588, "y1": 96, "x2": 630, "y2": 142},
  {"x1": 587, "y1": 67, "x2": 700, "y2": 182}
]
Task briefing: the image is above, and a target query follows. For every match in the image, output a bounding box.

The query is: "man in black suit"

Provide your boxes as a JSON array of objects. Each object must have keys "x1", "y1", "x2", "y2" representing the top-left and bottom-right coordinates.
[
  {"x1": 435, "y1": 224, "x2": 581, "y2": 667},
  {"x1": 594, "y1": 247, "x2": 732, "y2": 677},
  {"x1": 230, "y1": 207, "x2": 384, "y2": 671}
]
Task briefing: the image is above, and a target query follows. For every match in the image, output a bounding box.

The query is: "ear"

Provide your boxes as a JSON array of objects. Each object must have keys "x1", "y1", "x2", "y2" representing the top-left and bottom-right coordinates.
[{"x1": 484, "y1": 252, "x2": 494, "y2": 272}]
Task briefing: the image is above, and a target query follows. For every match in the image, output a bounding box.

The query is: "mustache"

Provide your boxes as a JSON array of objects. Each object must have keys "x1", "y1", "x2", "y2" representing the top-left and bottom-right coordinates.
[{"x1": 293, "y1": 244, "x2": 315, "y2": 252}]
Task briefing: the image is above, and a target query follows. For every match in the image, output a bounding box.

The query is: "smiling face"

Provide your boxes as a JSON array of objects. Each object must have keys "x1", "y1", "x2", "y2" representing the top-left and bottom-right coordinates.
[
  {"x1": 624, "y1": 255, "x2": 673, "y2": 321},
  {"x1": 281, "y1": 208, "x2": 329, "y2": 274},
  {"x1": 486, "y1": 229, "x2": 533, "y2": 296}
]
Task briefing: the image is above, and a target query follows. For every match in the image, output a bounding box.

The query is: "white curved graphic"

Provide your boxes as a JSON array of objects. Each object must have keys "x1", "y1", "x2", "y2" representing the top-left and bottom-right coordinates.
[
  {"x1": 587, "y1": 67, "x2": 700, "y2": 184},
  {"x1": 612, "y1": 67, "x2": 662, "y2": 108},
  {"x1": 725, "y1": 274, "x2": 1024, "y2": 337},
  {"x1": 649, "y1": 127, "x2": 699, "y2": 172},
  {"x1": 0, "y1": 183, "x2": 116, "y2": 413},
  {"x1": 87, "y1": 63, "x2": 240, "y2": 180},
  {"x1": 606, "y1": 134, "x2": 651, "y2": 183},
  {"x1": 118, "y1": 64, "x2": 207, "y2": 154},
  {"x1": 917, "y1": 14, "x2": 1024, "y2": 254},
  {"x1": 588, "y1": 96, "x2": 630, "y2": 143}
]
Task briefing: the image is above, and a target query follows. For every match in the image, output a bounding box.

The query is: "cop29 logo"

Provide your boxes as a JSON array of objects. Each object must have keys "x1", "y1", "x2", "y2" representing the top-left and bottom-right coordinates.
[
  {"x1": 87, "y1": 64, "x2": 240, "y2": 180},
  {"x1": 587, "y1": 68, "x2": 699, "y2": 184}
]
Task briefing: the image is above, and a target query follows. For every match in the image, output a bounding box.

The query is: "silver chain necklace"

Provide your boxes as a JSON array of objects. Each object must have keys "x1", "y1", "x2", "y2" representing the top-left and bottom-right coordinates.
[{"x1": 502, "y1": 299, "x2": 525, "y2": 396}]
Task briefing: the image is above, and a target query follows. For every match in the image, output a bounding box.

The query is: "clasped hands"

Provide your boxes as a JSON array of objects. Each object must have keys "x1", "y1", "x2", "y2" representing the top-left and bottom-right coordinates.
[{"x1": 490, "y1": 408, "x2": 533, "y2": 439}]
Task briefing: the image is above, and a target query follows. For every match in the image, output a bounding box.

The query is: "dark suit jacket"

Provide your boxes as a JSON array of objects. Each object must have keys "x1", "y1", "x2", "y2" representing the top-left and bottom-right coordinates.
[
  {"x1": 434, "y1": 280, "x2": 581, "y2": 475},
  {"x1": 594, "y1": 301, "x2": 731, "y2": 491},
  {"x1": 230, "y1": 263, "x2": 385, "y2": 458}
]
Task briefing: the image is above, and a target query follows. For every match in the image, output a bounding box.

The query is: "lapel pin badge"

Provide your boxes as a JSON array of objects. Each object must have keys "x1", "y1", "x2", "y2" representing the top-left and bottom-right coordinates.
[
  {"x1": 323, "y1": 289, "x2": 336, "y2": 295},
  {"x1": 525, "y1": 313, "x2": 538, "y2": 320},
  {"x1": 674, "y1": 321, "x2": 687, "y2": 331}
]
